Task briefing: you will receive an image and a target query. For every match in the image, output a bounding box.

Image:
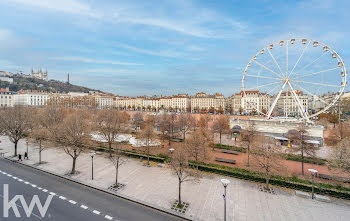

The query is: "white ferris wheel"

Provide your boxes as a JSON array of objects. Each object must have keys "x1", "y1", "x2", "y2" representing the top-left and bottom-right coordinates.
[{"x1": 242, "y1": 38, "x2": 347, "y2": 123}]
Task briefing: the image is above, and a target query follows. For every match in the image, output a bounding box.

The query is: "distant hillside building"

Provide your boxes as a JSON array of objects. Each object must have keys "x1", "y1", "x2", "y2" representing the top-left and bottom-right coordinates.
[{"x1": 31, "y1": 68, "x2": 48, "y2": 81}]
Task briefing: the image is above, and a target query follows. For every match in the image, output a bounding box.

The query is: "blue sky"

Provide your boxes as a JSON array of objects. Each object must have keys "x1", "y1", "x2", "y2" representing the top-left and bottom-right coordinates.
[{"x1": 0, "y1": 0, "x2": 349, "y2": 96}]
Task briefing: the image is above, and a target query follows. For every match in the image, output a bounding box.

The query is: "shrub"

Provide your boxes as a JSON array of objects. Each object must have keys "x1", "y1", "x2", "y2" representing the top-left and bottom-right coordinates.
[
  {"x1": 212, "y1": 144, "x2": 247, "y2": 153},
  {"x1": 283, "y1": 154, "x2": 327, "y2": 165},
  {"x1": 189, "y1": 161, "x2": 350, "y2": 199}
]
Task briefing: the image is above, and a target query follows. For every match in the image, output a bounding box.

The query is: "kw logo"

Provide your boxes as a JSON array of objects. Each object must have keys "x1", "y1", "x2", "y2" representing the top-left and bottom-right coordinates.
[{"x1": 3, "y1": 184, "x2": 53, "y2": 218}]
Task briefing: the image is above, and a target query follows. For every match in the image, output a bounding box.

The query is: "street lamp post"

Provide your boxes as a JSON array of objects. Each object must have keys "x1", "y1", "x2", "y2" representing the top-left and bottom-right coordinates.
[
  {"x1": 90, "y1": 151, "x2": 96, "y2": 180},
  {"x1": 26, "y1": 141, "x2": 29, "y2": 159},
  {"x1": 308, "y1": 169, "x2": 318, "y2": 199},
  {"x1": 221, "y1": 179, "x2": 230, "y2": 221}
]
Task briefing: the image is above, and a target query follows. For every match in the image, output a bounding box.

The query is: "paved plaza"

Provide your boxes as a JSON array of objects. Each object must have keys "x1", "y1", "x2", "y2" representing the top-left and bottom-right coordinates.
[{"x1": 1, "y1": 136, "x2": 350, "y2": 221}]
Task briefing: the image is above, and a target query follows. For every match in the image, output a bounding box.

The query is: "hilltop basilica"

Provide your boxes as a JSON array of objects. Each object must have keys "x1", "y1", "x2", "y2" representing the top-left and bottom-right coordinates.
[{"x1": 30, "y1": 68, "x2": 48, "y2": 81}]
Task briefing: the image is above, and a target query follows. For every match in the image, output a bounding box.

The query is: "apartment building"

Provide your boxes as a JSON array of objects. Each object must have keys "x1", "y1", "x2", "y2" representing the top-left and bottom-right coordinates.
[
  {"x1": 0, "y1": 91, "x2": 14, "y2": 107},
  {"x1": 191, "y1": 92, "x2": 225, "y2": 113},
  {"x1": 276, "y1": 90, "x2": 308, "y2": 117},
  {"x1": 159, "y1": 97, "x2": 172, "y2": 110},
  {"x1": 143, "y1": 98, "x2": 160, "y2": 110},
  {"x1": 94, "y1": 95, "x2": 115, "y2": 109},
  {"x1": 13, "y1": 92, "x2": 49, "y2": 106},
  {"x1": 171, "y1": 94, "x2": 191, "y2": 112}
]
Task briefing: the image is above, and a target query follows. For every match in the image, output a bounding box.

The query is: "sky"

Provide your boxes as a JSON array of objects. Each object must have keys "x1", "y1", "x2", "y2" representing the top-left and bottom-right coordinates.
[{"x1": 0, "y1": 0, "x2": 349, "y2": 96}]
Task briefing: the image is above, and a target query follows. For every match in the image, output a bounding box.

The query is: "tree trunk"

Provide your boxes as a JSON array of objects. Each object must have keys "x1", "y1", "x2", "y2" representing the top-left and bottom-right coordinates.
[
  {"x1": 247, "y1": 144, "x2": 250, "y2": 167},
  {"x1": 219, "y1": 133, "x2": 222, "y2": 144},
  {"x1": 301, "y1": 147, "x2": 304, "y2": 176},
  {"x1": 265, "y1": 175, "x2": 270, "y2": 190},
  {"x1": 115, "y1": 164, "x2": 119, "y2": 186},
  {"x1": 71, "y1": 157, "x2": 77, "y2": 174},
  {"x1": 147, "y1": 146, "x2": 150, "y2": 165},
  {"x1": 14, "y1": 140, "x2": 18, "y2": 156},
  {"x1": 183, "y1": 131, "x2": 186, "y2": 140},
  {"x1": 109, "y1": 142, "x2": 112, "y2": 157},
  {"x1": 178, "y1": 179, "x2": 182, "y2": 207}
]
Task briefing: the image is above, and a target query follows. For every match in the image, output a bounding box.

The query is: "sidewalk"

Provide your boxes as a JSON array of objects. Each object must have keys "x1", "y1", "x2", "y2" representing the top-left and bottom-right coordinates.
[{"x1": 1, "y1": 136, "x2": 350, "y2": 221}]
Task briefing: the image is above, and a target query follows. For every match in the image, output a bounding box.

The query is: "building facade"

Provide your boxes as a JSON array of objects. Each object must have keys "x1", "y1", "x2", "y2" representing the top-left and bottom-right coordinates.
[
  {"x1": 13, "y1": 92, "x2": 49, "y2": 106},
  {"x1": 276, "y1": 90, "x2": 309, "y2": 117},
  {"x1": 0, "y1": 91, "x2": 14, "y2": 107}
]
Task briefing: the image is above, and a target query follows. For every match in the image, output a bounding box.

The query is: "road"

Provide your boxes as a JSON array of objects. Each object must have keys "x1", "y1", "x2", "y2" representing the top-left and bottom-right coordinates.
[{"x1": 0, "y1": 158, "x2": 185, "y2": 221}]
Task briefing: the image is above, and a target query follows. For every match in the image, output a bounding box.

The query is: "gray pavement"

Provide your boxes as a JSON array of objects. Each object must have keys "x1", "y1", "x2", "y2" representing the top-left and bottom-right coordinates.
[
  {"x1": 1, "y1": 136, "x2": 350, "y2": 221},
  {"x1": 0, "y1": 159, "x2": 184, "y2": 221}
]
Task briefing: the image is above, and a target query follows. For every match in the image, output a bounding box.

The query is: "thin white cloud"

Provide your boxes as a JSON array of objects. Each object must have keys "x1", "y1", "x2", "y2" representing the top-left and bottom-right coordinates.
[
  {"x1": 50, "y1": 56, "x2": 142, "y2": 66},
  {"x1": 115, "y1": 17, "x2": 211, "y2": 38},
  {"x1": 2, "y1": 0, "x2": 247, "y2": 38},
  {"x1": 6, "y1": 0, "x2": 100, "y2": 17},
  {"x1": 115, "y1": 43, "x2": 183, "y2": 58}
]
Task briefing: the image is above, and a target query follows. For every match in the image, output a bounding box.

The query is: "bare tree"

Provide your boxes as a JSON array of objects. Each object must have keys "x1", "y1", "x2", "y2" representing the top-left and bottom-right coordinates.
[
  {"x1": 0, "y1": 106, "x2": 32, "y2": 156},
  {"x1": 109, "y1": 151, "x2": 127, "y2": 188},
  {"x1": 156, "y1": 113, "x2": 178, "y2": 145},
  {"x1": 196, "y1": 115, "x2": 211, "y2": 130},
  {"x1": 139, "y1": 123, "x2": 157, "y2": 165},
  {"x1": 326, "y1": 120, "x2": 350, "y2": 146},
  {"x1": 169, "y1": 147, "x2": 199, "y2": 207},
  {"x1": 241, "y1": 121, "x2": 258, "y2": 167},
  {"x1": 30, "y1": 107, "x2": 66, "y2": 164},
  {"x1": 252, "y1": 135, "x2": 282, "y2": 190},
  {"x1": 30, "y1": 127, "x2": 48, "y2": 164},
  {"x1": 287, "y1": 124, "x2": 315, "y2": 175},
  {"x1": 184, "y1": 130, "x2": 208, "y2": 163},
  {"x1": 55, "y1": 110, "x2": 91, "y2": 174},
  {"x1": 327, "y1": 138, "x2": 350, "y2": 175},
  {"x1": 212, "y1": 115, "x2": 230, "y2": 144},
  {"x1": 177, "y1": 113, "x2": 195, "y2": 140},
  {"x1": 94, "y1": 109, "x2": 129, "y2": 156},
  {"x1": 132, "y1": 112, "x2": 144, "y2": 131},
  {"x1": 145, "y1": 114, "x2": 157, "y2": 127},
  {"x1": 168, "y1": 113, "x2": 178, "y2": 143}
]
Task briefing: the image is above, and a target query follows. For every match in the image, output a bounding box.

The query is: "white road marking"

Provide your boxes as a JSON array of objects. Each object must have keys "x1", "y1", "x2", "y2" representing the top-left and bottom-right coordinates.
[
  {"x1": 59, "y1": 196, "x2": 66, "y2": 200},
  {"x1": 93, "y1": 210, "x2": 101, "y2": 215},
  {"x1": 105, "y1": 215, "x2": 113, "y2": 220},
  {"x1": 2, "y1": 172, "x2": 113, "y2": 220},
  {"x1": 69, "y1": 200, "x2": 77, "y2": 205}
]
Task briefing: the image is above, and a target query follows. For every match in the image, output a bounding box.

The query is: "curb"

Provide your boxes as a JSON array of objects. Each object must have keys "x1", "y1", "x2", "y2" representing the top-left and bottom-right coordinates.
[{"x1": 3, "y1": 157, "x2": 198, "y2": 221}]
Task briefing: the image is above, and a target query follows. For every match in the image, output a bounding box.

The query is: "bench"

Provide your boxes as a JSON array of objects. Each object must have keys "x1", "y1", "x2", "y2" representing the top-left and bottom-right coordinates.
[
  {"x1": 220, "y1": 149, "x2": 239, "y2": 155},
  {"x1": 318, "y1": 173, "x2": 350, "y2": 183},
  {"x1": 215, "y1": 157, "x2": 236, "y2": 164}
]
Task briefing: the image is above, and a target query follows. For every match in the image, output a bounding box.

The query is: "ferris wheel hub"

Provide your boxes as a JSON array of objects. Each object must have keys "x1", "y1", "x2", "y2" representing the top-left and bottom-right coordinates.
[{"x1": 282, "y1": 78, "x2": 290, "y2": 83}]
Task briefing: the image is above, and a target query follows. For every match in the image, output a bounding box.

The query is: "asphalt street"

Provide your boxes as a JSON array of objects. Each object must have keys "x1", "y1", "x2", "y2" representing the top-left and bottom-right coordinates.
[{"x1": 0, "y1": 158, "x2": 185, "y2": 221}]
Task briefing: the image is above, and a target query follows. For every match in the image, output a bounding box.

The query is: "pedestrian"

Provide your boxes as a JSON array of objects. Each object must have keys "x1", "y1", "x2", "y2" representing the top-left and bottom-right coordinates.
[
  {"x1": 18, "y1": 154, "x2": 22, "y2": 162},
  {"x1": 24, "y1": 152, "x2": 28, "y2": 160}
]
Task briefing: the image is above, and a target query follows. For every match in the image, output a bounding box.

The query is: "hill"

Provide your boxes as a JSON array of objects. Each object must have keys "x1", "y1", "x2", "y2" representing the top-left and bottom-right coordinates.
[{"x1": 0, "y1": 74, "x2": 105, "y2": 94}]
